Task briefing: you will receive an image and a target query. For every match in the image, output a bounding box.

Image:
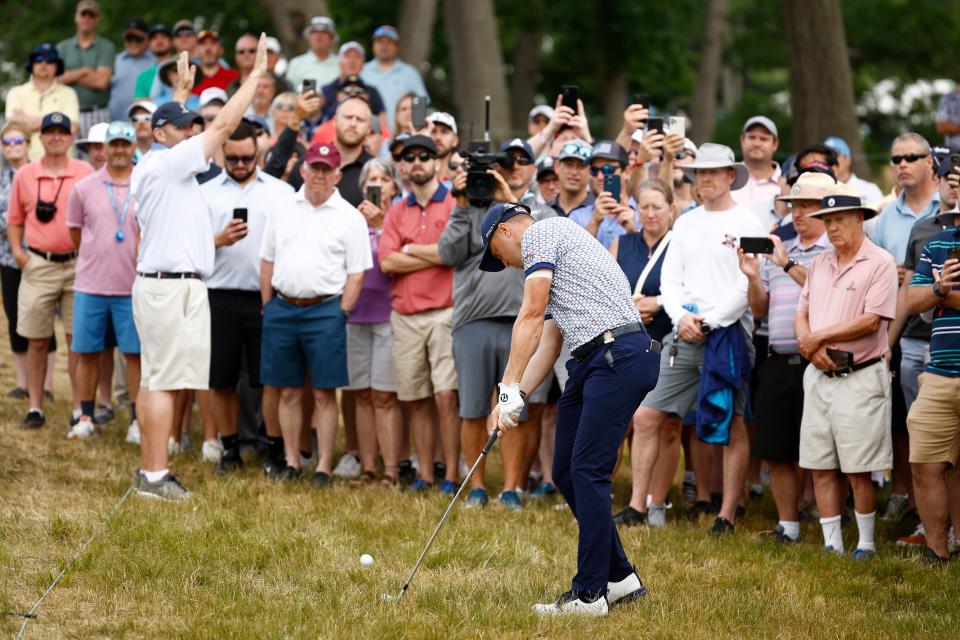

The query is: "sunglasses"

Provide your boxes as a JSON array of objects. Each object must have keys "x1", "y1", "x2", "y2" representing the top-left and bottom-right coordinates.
[
  {"x1": 402, "y1": 151, "x2": 435, "y2": 163},
  {"x1": 497, "y1": 155, "x2": 533, "y2": 169},
  {"x1": 675, "y1": 151, "x2": 695, "y2": 160},
  {"x1": 589, "y1": 164, "x2": 619, "y2": 177},
  {"x1": 560, "y1": 143, "x2": 590, "y2": 161},
  {"x1": 391, "y1": 153, "x2": 402, "y2": 162},
  {"x1": 890, "y1": 153, "x2": 928, "y2": 165},
  {"x1": 236, "y1": 48, "x2": 256, "y2": 55},
  {"x1": 79, "y1": 9, "x2": 98, "y2": 17},
  {"x1": 130, "y1": 113, "x2": 152, "y2": 123},
  {"x1": 225, "y1": 154, "x2": 256, "y2": 165},
  {"x1": 274, "y1": 104, "x2": 295, "y2": 111},
  {"x1": 448, "y1": 159, "x2": 463, "y2": 171},
  {"x1": 2, "y1": 136, "x2": 26, "y2": 146},
  {"x1": 125, "y1": 34, "x2": 145, "y2": 43},
  {"x1": 32, "y1": 56, "x2": 56, "y2": 65}
]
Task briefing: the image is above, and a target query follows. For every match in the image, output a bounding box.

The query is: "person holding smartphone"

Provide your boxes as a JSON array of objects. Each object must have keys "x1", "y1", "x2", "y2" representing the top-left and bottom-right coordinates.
[
  {"x1": 571, "y1": 140, "x2": 635, "y2": 250},
  {"x1": 795, "y1": 182, "x2": 897, "y2": 559}
]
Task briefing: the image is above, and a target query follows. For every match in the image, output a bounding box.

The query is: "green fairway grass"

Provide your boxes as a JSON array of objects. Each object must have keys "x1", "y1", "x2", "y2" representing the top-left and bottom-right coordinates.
[{"x1": 2, "y1": 340, "x2": 959, "y2": 639}]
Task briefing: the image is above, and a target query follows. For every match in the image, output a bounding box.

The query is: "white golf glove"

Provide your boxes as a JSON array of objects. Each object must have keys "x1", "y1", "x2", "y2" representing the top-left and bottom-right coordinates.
[{"x1": 497, "y1": 382, "x2": 526, "y2": 430}]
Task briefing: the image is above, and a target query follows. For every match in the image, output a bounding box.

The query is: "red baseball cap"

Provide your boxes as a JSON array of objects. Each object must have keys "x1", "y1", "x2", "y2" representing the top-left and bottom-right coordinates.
[{"x1": 303, "y1": 142, "x2": 341, "y2": 169}]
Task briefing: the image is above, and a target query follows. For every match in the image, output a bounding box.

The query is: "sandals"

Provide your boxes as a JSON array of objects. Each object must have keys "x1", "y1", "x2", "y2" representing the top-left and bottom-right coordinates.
[{"x1": 349, "y1": 471, "x2": 377, "y2": 487}]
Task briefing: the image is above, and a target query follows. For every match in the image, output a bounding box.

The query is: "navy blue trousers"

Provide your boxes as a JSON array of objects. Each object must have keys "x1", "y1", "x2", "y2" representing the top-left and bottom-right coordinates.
[{"x1": 553, "y1": 331, "x2": 660, "y2": 594}]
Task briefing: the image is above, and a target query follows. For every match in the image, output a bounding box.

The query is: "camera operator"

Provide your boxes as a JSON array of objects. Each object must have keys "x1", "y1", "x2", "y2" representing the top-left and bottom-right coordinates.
[{"x1": 438, "y1": 138, "x2": 554, "y2": 509}]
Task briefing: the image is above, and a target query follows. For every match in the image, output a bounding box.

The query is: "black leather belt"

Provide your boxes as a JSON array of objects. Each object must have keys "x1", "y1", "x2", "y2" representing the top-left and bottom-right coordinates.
[
  {"x1": 767, "y1": 349, "x2": 805, "y2": 366},
  {"x1": 571, "y1": 322, "x2": 661, "y2": 362},
  {"x1": 276, "y1": 291, "x2": 338, "y2": 307},
  {"x1": 137, "y1": 271, "x2": 203, "y2": 280},
  {"x1": 821, "y1": 356, "x2": 883, "y2": 378},
  {"x1": 28, "y1": 247, "x2": 76, "y2": 262}
]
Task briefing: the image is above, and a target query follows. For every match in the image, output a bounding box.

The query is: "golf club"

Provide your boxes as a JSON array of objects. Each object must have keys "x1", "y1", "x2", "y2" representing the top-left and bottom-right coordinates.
[{"x1": 382, "y1": 428, "x2": 501, "y2": 603}]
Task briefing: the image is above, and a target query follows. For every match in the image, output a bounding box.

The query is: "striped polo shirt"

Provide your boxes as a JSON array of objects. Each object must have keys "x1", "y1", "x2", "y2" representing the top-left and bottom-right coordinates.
[
  {"x1": 760, "y1": 232, "x2": 831, "y2": 355},
  {"x1": 910, "y1": 227, "x2": 960, "y2": 376}
]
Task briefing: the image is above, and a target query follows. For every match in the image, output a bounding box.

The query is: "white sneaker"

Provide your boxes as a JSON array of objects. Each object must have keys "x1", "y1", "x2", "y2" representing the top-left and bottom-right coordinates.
[
  {"x1": 607, "y1": 570, "x2": 647, "y2": 606},
  {"x1": 332, "y1": 452, "x2": 362, "y2": 479},
  {"x1": 532, "y1": 591, "x2": 608, "y2": 616},
  {"x1": 201, "y1": 439, "x2": 224, "y2": 463},
  {"x1": 168, "y1": 436, "x2": 182, "y2": 455},
  {"x1": 125, "y1": 421, "x2": 141, "y2": 444},
  {"x1": 647, "y1": 503, "x2": 667, "y2": 528},
  {"x1": 67, "y1": 416, "x2": 96, "y2": 440}
]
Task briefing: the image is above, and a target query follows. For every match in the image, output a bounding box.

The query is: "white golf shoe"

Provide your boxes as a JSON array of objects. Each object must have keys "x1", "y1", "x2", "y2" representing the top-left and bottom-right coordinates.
[
  {"x1": 606, "y1": 569, "x2": 648, "y2": 607},
  {"x1": 532, "y1": 590, "x2": 608, "y2": 616},
  {"x1": 125, "y1": 420, "x2": 141, "y2": 445},
  {"x1": 66, "y1": 416, "x2": 96, "y2": 440}
]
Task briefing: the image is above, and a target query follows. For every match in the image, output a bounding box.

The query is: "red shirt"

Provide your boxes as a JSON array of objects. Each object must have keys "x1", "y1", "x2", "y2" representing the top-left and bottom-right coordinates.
[
  {"x1": 379, "y1": 183, "x2": 455, "y2": 314},
  {"x1": 192, "y1": 65, "x2": 240, "y2": 95},
  {"x1": 7, "y1": 157, "x2": 94, "y2": 253}
]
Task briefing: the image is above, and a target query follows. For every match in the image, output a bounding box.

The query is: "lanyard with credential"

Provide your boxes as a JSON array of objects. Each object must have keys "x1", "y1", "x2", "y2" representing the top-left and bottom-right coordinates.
[{"x1": 104, "y1": 181, "x2": 133, "y2": 242}]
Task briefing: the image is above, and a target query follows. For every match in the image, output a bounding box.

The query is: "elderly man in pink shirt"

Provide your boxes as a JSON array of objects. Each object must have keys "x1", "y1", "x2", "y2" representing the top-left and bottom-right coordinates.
[{"x1": 795, "y1": 183, "x2": 898, "y2": 559}]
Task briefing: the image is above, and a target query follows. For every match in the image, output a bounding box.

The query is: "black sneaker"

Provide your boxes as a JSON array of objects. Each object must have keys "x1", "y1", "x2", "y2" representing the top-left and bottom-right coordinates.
[
  {"x1": 20, "y1": 409, "x2": 45, "y2": 429},
  {"x1": 687, "y1": 500, "x2": 711, "y2": 520},
  {"x1": 613, "y1": 506, "x2": 647, "y2": 527},
  {"x1": 272, "y1": 465, "x2": 302, "y2": 481},
  {"x1": 311, "y1": 471, "x2": 332, "y2": 488},
  {"x1": 710, "y1": 516, "x2": 735, "y2": 537},
  {"x1": 433, "y1": 462, "x2": 446, "y2": 484},
  {"x1": 217, "y1": 447, "x2": 244, "y2": 475},
  {"x1": 398, "y1": 459, "x2": 415, "y2": 485},
  {"x1": 919, "y1": 546, "x2": 949, "y2": 567},
  {"x1": 6, "y1": 387, "x2": 27, "y2": 399},
  {"x1": 709, "y1": 492, "x2": 723, "y2": 514}
]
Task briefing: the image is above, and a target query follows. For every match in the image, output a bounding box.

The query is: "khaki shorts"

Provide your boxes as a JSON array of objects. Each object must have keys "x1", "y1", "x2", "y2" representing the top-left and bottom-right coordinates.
[
  {"x1": 132, "y1": 276, "x2": 211, "y2": 391},
  {"x1": 390, "y1": 307, "x2": 457, "y2": 401},
  {"x1": 17, "y1": 253, "x2": 75, "y2": 339},
  {"x1": 907, "y1": 372, "x2": 960, "y2": 466},
  {"x1": 799, "y1": 361, "x2": 893, "y2": 473}
]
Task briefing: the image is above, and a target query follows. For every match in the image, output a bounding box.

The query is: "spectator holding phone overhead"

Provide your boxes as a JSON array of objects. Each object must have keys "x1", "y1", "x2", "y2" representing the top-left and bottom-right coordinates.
[
  {"x1": 529, "y1": 91, "x2": 592, "y2": 160},
  {"x1": 795, "y1": 182, "x2": 897, "y2": 558},
  {"x1": 572, "y1": 140, "x2": 634, "y2": 249}
]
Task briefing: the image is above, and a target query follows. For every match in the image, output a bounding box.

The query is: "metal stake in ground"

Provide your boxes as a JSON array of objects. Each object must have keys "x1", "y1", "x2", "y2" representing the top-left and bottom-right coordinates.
[{"x1": 382, "y1": 429, "x2": 500, "y2": 603}]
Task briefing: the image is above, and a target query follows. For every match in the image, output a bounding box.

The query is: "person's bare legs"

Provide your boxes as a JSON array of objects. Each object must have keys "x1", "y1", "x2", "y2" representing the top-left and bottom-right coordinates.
[
  {"x1": 627, "y1": 406, "x2": 669, "y2": 512},
  {"x1": 66, "y1": 336, "x2": 79, "y2": 413},
  {"x1": 812, "y1": 469, "x2": 845, "y2": 517},
  {"x1": 745, "y1": 421, "x2": 762, "y2": 490},
  {"x1": 848, "y1": 472, "x2": 876, "y2": 515},
  {"x1": 26, "y1": 338, "x2": 50, "y2": 410},
  {"x1": 97, "y1": 348, "x2": 114, "y2": 408},
  {"x1": 690, "y1": 436, "x2": 714, "y2": 503},
  {"x1": 262, "y1": 386, "x2": 281, "y2": 437},
  {"x1": 650, "y1": 418, "x2": 683, "y2": 504},
  {"x1": 353, "y1": 388, "x2": 379, "y2": 474},
  {"x1": 211, "y1": 389, "x2": 239, "y2": 438},
  {"x1": 912, "y1": 462, "x2": 951, "y2": 557},
  {"x1": 44, "y1": 350, "x2": 55, "y2": 393},
  {"x1": 139, "y1": 388, "x2": 176, "y2": 471},
  {"x1": 407, "y1": 398, "x2": 435, "y2": 483},
  {"x1": 75, "y1": 352, "x2": 99, "y2": 419},
  {"x1": 123, "y1": 354, "x2": 140, "y2": 413},
  {"x1": 461, "y1": 417, "x2": 488, "y2": 489},
  {"x1": 948, "y1": 468, "x2": 960, "y2": 538},
  {"x1": 519, "y1": 403, "x2": 544, "y2": 485},
  {"x1": 373, "y1": 390, "x2": 401, "y2": 478},
  {"x1": 539, "y1": 402, "x2": 557, "y2": 486},
  {"x1": 435, "y1": 389, "x2": 460, "y2": 482},
  {"x1": 299, "y1": 384, "x2": 314, "y2": 455},
  {"x1": 313, "y1": 388, "x2": 339, "y2": 475},
  {"x1": 13, "y1": 352, "x2": 27, "y2": 390},
  {"x1": 341, "y1": 388, "x2": 358, "y2": 455},
  {"x1": 892, "y1": 431, "x2": 914, "y2": 506},
  {"x1": 278, "y1": 386, "x2": 304, "y2": 468},
  {"x1": 197, "y1": 390, "x2": 217, "y2": 443},
  {"x1": 719, "y1": 416, "x2": 749, "y2": 523},
  {"x1": 769, "y1": 461, "x2": 801, "y2": 521}
]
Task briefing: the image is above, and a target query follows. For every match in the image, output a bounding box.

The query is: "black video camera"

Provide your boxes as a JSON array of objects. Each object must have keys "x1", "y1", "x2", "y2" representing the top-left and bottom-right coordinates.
[{"x1": 460, "y1": 140, "x2": 505, "y2": 207}]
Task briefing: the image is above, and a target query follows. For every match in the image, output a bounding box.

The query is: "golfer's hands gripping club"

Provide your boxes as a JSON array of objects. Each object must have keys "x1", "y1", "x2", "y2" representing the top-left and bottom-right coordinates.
[{"x1": 496, "y1": 382, "x2": 525, "y2": 430}]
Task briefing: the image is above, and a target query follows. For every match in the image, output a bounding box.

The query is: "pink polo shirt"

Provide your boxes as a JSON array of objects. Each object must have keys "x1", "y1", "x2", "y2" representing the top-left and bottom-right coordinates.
[
  {"x1": 66, "y1": 166, "x2": 140, "y2": 295},
  {"x1": 797, "y1": 236, "x2": 898, "y2": 362},
  {"x1": 7, "y1": 157, "x2": 94, "y2": 253}
]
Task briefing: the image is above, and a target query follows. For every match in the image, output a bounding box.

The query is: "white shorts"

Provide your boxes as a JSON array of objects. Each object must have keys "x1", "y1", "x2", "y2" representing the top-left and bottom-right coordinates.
[
  {"x1": 799, "y1": 361, "x2": 893, "y2": 473},
  {"x1": 132, "y1": 277, "x2": 211, "y2": 391},
  {"x1": 346, "y1": 321, "x2": 396, "y2": 392}
]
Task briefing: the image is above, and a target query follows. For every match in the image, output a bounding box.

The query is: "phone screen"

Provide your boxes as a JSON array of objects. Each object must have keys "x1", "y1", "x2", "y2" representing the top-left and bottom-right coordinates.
[
  {"x1": 560, "y1": 85, "x2": 579, "y2": 111},
  {"x1": 739, "y1": 236, "x2": 774, "y2": 254},
  {"x1": 232, "y1": 208, "x2": 248, "y2": 223},
  {"x1": 366, "y1": 185, "x2": 382, "y2": 208},
  {"x1": 646, "y1": 117, "x2": 664, "y2": 136},
  {"x1": 631, "y1": 93, "x2": 649, "y2": 109}
]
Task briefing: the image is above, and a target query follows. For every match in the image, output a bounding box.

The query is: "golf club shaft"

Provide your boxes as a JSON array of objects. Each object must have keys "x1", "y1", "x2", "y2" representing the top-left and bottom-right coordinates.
[{"x1": 397, "y1": 429, "x2": 501, "y2": 599}]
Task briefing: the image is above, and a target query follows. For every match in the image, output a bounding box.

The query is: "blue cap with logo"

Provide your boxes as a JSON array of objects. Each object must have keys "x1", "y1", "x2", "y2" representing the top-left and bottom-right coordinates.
[
  {"x1": 105, "y1": 121, "x2": 136, "y2": 144},
  {"x1": 478, "y1": 202, "x2": 533, "y2": 272},
  {"x1": 823, "y1": 136, "x2": 851, "y2": 158},
  {"x1": 499, "y1": 137, "x2": 534, "y2": 161},
  {"x1": 373, "y1": 25, "x2": 399, "y2": 41},
  {"x1": 151, "y1": 101, "x2": 203, "y2": 129},
  {"x1": 26, "y1": 43, "x2": 64, "y2": 75},
  {"x1": 40, "y1": 112, "x2": 71, "y2": 133}
]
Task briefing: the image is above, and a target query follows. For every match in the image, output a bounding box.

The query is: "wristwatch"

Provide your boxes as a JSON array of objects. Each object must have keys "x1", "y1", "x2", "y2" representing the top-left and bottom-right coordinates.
[
  {"x1": 783, "y1": 258, "x2": 799, "y2": 274},
  {"x1": 933, "y1": 280, "x2": 950, "y2": 298}
]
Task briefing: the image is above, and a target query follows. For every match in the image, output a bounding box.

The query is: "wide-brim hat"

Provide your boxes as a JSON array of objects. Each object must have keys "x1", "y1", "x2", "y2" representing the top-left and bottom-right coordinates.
[
  {"x1": 776, "y1": 171, "x2": 838, "y2": 203},
  {"x1": 808, "y1": 183, "x2": 878, "y2": 221},
  {"x1": 680, "y1": 143, "x2": 749, "y2": 190}
]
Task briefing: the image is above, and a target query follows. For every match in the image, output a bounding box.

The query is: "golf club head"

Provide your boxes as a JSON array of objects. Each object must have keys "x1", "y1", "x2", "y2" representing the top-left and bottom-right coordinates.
[{"x1": 381, "y1": 591, "x2": 403, "y2": 603}]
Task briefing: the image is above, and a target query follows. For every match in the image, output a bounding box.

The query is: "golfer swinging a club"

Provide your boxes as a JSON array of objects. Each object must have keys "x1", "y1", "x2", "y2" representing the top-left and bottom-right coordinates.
[{"x1": 480, "y1": 202, "x2": 661, "y2": 616}]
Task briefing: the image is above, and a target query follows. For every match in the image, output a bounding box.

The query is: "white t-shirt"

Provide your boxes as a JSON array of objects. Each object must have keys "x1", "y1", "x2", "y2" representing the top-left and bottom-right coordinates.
[
  {"x1": 260, "y1": 187, "x2": 372, "y2": 298},
  {"x1": 200, "y1": 169, "x2": 294, "y2": 291},
  {"x1": 660, "y1": 202, "x2": 766, "y2": 330},
  {"x1": 132, "y1": 136, "x2": 216, "y2": 277}
]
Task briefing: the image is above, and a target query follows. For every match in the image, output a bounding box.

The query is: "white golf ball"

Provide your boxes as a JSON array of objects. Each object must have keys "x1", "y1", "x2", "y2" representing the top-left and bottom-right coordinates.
[{"x1": 360, "y1": 553, "x2": 374, "y2": 567}]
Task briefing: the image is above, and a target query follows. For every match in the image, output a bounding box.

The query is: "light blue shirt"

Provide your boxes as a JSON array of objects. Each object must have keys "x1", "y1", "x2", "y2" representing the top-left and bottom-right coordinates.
[
  {"x1": 568, "y1": 195, "x2": 639, "y2": 250},
  {"x1": 869, "y1": 189, "x2": 940, "y2": 264},
  {"x1": 361, "y1": 59, "x2": 428, "y2": 131},
  {"x1": 109, "y1": 50, "x2": 156, "y2": 121}
]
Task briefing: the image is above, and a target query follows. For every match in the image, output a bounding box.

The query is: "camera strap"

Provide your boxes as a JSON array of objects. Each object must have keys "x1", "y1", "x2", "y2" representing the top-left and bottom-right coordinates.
[
  {"x1": 104, "y1": 181, "x2": 133, "y2": 243},
  {"x1": 36, "y1": 175, "x2": 65, "y2": 207}
]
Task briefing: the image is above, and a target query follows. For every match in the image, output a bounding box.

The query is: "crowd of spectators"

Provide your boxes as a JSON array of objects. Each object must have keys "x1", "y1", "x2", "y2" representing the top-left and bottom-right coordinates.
[{"x1": 4, "y1": 1, "x2": 960, "y2": 567}]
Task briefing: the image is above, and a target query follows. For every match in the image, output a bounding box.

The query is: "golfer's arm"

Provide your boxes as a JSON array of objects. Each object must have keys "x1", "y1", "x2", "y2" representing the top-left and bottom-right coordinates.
[
  {"x1": 502, "y1": 276, "x2": 552, "y2": 387},
  {"x1": 203, "y1": 69, "x2": 263, "y2": 159},
  {"x1": 519, "y1": 319, "x2": 563, "y2": 395}
]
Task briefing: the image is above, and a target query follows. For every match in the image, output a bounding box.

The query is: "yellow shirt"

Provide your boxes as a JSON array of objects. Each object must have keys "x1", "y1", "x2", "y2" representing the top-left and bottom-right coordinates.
[{"x1": 4, "y1": 80, "x2": 80, "y2": 161}]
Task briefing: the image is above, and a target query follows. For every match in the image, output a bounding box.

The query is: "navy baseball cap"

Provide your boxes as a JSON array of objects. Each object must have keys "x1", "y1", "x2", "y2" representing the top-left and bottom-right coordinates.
[
  {"x1": 499, "y1": 137, "x2": 534, "y2": 161},
  {"x1": 401, "y1": 134, "x2": 437, "y2": 155},
  {"x1": 151, "y1": 101, "x2": 202, "y2": 129},
  {"x1": 478, "y1": 202, "x2": 533, "y2": 272},
  {"x1": 40, "y1": 112, "x2": 71, "y2": 133},
  {"x1": 26, "y1": 43, "x2": 64, "y2": 75}
]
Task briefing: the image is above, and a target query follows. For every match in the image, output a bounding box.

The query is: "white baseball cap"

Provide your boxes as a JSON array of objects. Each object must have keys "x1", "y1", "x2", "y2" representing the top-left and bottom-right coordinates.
[
  {"x1": 528, "y1": 105, "x2": 555, "y2": 122},
  {"x1": 75, "y1": 121, "x2": 109, "y2": 148},
  {"x1": 742, "y1": 115, "x2": 779, "y2": 138},
  {"x1": 199, "y1": 87, "x2": 229, "y2": 109},
  {"x1": 264, "y1": 36, "x2": 281, "y2": 54},
  {"x1": 126, "y1": 100, "x2": 157, "y2": 117},
  {"x1": 338, "y1": 41, "x2": 365, "y2": 58},
  {"x1": 303, "y1": 16, "x2": 337, "y2": 40},
  {"x1": 427, "y1": 111, "x2": 457, "y2": 135}
]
